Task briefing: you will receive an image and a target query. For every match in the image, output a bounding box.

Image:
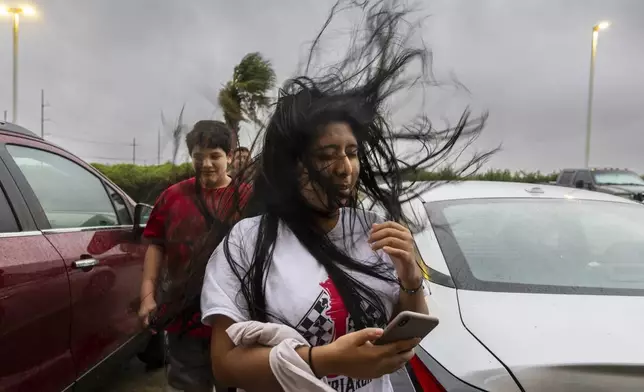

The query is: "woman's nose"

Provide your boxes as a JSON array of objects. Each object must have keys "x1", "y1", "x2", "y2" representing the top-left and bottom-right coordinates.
[{"x1": 334, "y1": 155, "x2": 352, "y2": 176}]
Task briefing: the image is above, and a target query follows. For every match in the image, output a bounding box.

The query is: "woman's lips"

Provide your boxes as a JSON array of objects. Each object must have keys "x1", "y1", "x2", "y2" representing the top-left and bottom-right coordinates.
[{"x1": 337, "y1": 185, "x2": 351, "y2": 197}]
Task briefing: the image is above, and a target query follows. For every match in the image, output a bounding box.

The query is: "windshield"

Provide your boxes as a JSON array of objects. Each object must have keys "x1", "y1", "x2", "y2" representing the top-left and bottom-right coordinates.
[
  {"x1": 426, "y1": 198, "x2": 644, "y2": 295},
  {"x1": 593, "y1": 171, "x2": 644, "y2": 186}
]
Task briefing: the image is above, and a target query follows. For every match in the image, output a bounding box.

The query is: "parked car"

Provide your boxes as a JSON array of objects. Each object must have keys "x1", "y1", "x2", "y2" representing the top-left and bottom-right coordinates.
[
  {"x1": 0, "y1": 122, "x2": 160, "y2": 392},
  {"x1": 555, "y1": 167, "x2": 644, "y2": 202},
  {"x1": 395, "y1": 181, "x2": 643, "y2": 391}
]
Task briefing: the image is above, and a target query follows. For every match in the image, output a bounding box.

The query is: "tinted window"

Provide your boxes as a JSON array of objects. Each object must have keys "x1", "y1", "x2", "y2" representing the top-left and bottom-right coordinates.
[
  {"x1": 558, "y1": 171, "x2": 574, "y2": 185},
  {"x1": 573, "y1": 171, "x2": 592, "y2": 185},
  {"x1": 0, "y1": 186, "x2": 19, "y2": 233},
  {"x1": 106, "y1": 185, "x2": 132, "y2": 225},
  {"x1": 593, "y1": 171, "x2": 644, "y2": 186},
  {"x1": 6, "y1": 145, "x2": 118, "y2": 229},
  {"x1": 428, "y1": 198, "x2": 644, "y2": 295}
]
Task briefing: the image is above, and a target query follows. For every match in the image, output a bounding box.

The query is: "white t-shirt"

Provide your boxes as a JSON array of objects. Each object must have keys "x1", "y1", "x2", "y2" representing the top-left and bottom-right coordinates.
[{"x1": 202, "y1": 208, "x2": 406, "y2": 392}]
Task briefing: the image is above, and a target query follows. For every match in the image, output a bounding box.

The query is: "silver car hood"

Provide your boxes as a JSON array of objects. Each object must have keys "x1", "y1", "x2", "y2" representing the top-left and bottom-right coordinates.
[{"x1": 457, "y1": 290, "x2": 644, "y2": 392}]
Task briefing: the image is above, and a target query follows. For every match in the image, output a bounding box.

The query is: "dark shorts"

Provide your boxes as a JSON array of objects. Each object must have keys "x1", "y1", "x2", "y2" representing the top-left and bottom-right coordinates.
[{"x1": 166, "y1": 333, "x2": 214, "y2": 392}]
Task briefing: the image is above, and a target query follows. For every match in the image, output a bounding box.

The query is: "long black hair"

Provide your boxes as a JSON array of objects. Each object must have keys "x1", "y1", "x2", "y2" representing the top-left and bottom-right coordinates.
[{"x1": 221, "y1": 0, "x2": 495, "y2": 330}]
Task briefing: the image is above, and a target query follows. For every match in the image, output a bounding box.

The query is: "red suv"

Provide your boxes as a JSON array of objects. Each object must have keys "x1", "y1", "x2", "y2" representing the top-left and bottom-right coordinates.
[{"x1": 0, "y1": 122, "x2": 161, "y2": 392}]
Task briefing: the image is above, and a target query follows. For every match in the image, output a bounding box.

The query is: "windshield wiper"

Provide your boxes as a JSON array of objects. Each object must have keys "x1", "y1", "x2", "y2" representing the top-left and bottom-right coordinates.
[{"x1": 597, "y1": 182, "x2": 644, "y2": 186}]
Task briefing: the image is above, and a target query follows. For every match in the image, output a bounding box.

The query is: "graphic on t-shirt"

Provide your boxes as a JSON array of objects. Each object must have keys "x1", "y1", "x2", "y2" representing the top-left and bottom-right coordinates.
[{"x1": 295, "y1": 277, "x2": 385, "y2": 392}]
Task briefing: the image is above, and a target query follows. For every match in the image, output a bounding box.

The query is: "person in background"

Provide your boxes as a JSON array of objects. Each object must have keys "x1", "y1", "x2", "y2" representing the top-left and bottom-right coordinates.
[
  {"x1": 138, "y1": 120, "x2": 250, "y2": 392},
  {"x1": 230, "y1": 146, "x2": 250, "y2": 178}
]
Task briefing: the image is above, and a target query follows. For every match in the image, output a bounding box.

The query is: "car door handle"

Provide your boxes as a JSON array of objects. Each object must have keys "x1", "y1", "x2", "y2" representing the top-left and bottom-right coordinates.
[{"x1": 73, "y1": 259, "x2": 99, "y2": 269}]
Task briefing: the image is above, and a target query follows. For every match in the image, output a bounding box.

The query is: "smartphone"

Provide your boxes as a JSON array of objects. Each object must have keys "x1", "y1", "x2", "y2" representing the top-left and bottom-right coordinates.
[{"x1": 374, "y1": 311, "x2": 439, "y2": 345}]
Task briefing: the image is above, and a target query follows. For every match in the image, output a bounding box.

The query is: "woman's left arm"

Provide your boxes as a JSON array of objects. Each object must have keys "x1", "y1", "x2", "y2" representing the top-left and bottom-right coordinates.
[{"x1": 369, "y1": 221, "x2": 429, "y2": 315}]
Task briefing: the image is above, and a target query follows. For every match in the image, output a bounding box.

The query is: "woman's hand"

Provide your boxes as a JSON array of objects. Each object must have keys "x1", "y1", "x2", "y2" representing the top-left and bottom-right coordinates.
[
  {"x1": 312, "y1": 328, "x2": 419, "y2": 380},
  {"x1": 369, "y1": 221, "x2": 422, "y2": 288}
]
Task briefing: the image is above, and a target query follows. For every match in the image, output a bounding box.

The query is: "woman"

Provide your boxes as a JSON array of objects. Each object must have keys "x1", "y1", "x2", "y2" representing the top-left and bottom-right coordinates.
[{"x1": 201, "y1": 1, "x2": 489, "y2": 391}]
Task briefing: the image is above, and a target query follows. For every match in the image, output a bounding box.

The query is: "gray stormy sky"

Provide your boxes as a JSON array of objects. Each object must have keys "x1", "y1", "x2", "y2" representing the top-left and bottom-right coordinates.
[{"x1": 0, "y1": 0, "x2": 642, "y2": 173}]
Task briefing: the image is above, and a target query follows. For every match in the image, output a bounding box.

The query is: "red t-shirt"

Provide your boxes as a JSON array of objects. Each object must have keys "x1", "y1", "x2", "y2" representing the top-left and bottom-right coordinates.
[{"x1": 143, "y1": 177, "x2": 251, "y2": 338}]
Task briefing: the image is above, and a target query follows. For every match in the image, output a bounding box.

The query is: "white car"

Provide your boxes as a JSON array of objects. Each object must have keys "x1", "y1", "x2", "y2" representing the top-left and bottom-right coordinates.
[{"x1": 392, "y1": 181, "x2": 644, "y2": 392}]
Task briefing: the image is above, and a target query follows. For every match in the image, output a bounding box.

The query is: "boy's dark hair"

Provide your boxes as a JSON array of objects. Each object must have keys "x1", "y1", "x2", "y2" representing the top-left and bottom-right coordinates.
[
  {"x1": 233, "y1": 146, "x2": 250, "y2": 154},
  {"x1": 185, "y1": 120, "x2": 233, "y2": 154}
]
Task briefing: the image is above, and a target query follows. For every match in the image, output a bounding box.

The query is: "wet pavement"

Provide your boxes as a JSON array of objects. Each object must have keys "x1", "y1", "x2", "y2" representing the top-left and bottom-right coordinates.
[
  {"x1": 103, "y1": 358, "x2": 167, "y2": 392},
  {"x1": 104, "y1": 358, "x2": 413, "y2": 392}
]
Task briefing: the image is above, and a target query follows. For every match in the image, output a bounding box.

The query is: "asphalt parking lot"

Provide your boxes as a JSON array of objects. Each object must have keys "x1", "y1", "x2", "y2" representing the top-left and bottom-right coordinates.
[
  {"x1": 104, "y1": 358, "x2": 414, "y2": 392},
  {"x1": 103, "y1": 358, "x2": 167, "y2": 392}
]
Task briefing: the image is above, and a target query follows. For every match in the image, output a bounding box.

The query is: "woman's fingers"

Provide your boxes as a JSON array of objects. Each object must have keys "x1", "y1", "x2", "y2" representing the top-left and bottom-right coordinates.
[
  {"x1": 370, "y1": 236, "x2": 410, "y2": 252},
  {"x1": 387, "y1": 338, "x2": 420, "y2": 355},
  {"x1": 372, "y1": 221, "x2": 408, "y2": 233},
  {"x1": 369, "y1": 226, "x2": 411, "y2": 243},
  {"x1": 380, "y1": 349, "x2": 416, "y2": 374},
  {"x1": 382, "y1": 246, "x2": 412, "y2": 261}
]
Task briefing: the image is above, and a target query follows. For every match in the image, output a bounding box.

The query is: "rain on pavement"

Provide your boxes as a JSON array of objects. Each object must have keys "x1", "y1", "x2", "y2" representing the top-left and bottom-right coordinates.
[
  {"x1": 103, "y1": 359, "x2": 166, "y2": 392},
  {"x1": 103, "y1": 359, "x2": 414, "y2": 392}
]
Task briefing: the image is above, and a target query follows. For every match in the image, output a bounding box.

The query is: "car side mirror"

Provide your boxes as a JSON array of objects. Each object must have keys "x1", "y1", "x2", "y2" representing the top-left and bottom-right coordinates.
[
  {"x1": 575, "y1": 180, "x2": 585, "y2": 189},
  {"x1": 134, "y1": 203, "x2": 153, "y2": 236}
]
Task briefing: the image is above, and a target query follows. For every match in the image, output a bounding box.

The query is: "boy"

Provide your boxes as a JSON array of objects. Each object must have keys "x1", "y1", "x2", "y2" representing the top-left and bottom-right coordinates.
[{"x1": 138, "y1": 120, "x2": 250, "y2": 392}]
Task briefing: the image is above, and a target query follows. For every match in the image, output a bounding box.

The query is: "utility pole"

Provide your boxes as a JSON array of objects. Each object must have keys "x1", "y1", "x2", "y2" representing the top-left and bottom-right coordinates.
[
  {"x1": 3, "y1": 111, "x2": 6, "y2": 121},
  {"x1": 157, "y1": 128, "x2": 161, "y2": 165},
  {"x1": 131, "y1": 137, "x2": 136, "y2": 164},
  {"x1": 40, "y1": 89, "x2": 49, "y2": 138}
]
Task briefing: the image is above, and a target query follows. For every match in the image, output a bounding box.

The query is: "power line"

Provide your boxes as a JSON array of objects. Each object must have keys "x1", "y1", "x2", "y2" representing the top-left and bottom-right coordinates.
[
  {"x1": 41, "y1": 89, "x2": 50, "y2": 138},
  {"x1": 131, "y1": 137, "x2": 137, "y2": 164},
  {"x1": 50, "y1": 134, "x2": 134, "y2": 146},
  {"x1": 83, "y1": 155, "x2": 158, "y2": 162},
  {"x1": 83, "y1": 156, "x2": 133, "y2": 161}
]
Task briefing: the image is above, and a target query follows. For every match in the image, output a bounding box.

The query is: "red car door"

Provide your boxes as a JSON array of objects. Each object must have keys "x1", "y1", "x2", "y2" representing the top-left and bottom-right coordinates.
[
  {"x1": 0, "y1": 144, "x2": 75, "y2": 392},
  {"x1": 3, "y1": 141, "x2": 145, "y2": 379}
]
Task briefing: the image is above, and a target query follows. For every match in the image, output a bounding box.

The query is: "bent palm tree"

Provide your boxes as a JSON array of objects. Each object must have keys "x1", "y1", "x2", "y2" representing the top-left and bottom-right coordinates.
[{"x1": 218, "y1": 52, "x2": 276, "y2": 147}]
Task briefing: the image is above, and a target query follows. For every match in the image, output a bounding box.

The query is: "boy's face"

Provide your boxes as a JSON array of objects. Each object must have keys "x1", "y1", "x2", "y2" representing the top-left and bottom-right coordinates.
[
  {"x1": 190, "y1": 145, "x2": 231, "y2": 188},
  {"x1": 231, "y1": 149, "x2": 250, "y2": 174}
]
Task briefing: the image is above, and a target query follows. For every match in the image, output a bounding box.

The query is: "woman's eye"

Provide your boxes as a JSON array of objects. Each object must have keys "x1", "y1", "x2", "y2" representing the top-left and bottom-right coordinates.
[
  {"x1": 317, "y1": 153, "x2": 335, "y2": 161},
  {"x1": 347, "y1": 149, "x2": 359, "y2": 157}
]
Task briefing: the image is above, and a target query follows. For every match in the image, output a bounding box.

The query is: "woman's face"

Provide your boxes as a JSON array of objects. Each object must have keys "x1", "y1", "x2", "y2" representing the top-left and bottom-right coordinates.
[{"x1": 300, "y1": 121, "x2": 360, "y2": 212}]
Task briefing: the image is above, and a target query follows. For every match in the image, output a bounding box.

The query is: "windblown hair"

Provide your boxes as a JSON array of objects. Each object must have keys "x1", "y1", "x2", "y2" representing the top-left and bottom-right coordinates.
[
  {"x1": 149, "y1": 0, "x2": 495, "y2": 335},
  {"x1": 223, "y1": 0, "x2": 494, "y2": 329}
]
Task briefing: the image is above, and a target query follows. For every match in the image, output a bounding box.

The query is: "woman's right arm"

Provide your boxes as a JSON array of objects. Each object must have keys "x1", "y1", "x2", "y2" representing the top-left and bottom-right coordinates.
[
  {"x1": 209, "y1": 315, "x2": 339, "y2": 391},
  {"x1": 209, "y1": 314, "x2": 418, "y2": 391}
]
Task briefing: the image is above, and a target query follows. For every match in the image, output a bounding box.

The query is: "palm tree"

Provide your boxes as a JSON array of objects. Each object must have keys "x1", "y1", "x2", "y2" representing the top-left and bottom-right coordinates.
[{"x1": 218, "y1": 52, "x2": 276, "y2": 147}]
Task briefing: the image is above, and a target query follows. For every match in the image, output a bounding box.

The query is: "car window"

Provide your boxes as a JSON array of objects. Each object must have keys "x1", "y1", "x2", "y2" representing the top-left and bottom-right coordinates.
[
  {"x1": 592, "y1": 171, "x2": 644, "y2": 186},
  {"x1": 6, "y1": 145, "x2": 119, "y2": 229},
  {"x1": 430, "y1": 198, "x2": 644, "y2": 294},
  {"x1": 558, "y1": 171, "x2": 574, "y2": 185},
  {"x1": 0, "y1": 185, "x2": 19, "y2": 233},
  {"x1": 106, "y1": 184, "x2": 132, "y2": 225},
  {"x1": 573, "y1": 171, "x2": 592, "y2": 185}
]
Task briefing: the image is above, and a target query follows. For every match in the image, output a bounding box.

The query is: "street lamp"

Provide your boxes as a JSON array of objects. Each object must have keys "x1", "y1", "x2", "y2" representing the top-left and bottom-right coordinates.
[
  {"x1": 584, "y1": 20, "x2": 611, "y2": 168},
  {"x1": 0, "y1": 4, "x2": 36, "y2": 124}
]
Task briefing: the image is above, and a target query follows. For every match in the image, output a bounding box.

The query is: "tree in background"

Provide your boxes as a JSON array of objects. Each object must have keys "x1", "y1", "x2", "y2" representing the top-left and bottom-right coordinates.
[{"x1": 218, "y1": 52, "x2": 276, "y2": 147}]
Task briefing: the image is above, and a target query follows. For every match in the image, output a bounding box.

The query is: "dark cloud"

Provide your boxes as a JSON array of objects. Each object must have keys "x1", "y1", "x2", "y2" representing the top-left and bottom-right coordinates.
[{"x1": 0, "y1": 0, "x2": 641, "y2": 172}]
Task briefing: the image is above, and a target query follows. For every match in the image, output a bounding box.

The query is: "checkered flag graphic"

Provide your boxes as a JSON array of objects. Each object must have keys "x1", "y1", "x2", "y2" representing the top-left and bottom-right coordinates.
[{"x1": 296, "y1": 292, "x2": 335, "y2": 346}]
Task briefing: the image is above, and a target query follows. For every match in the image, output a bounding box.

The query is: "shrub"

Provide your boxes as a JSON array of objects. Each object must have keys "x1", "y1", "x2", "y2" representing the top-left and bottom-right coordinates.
[
  {"x1": 93, "y1": 162, "x2": 194, "y2": 204},
  {"x1": 93, "y1": 163, "x2": 559, "y2": 204}
]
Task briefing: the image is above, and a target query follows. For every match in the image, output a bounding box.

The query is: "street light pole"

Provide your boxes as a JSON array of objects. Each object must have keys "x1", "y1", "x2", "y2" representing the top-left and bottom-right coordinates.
[
  {"x1": 12, "y1": 11, "x2": 19, "y2": 123},
  {"x1": 584, "y1": 21, "x2": 610, "y2": 168},
  {"x1": 1, "y1": 5, "x2": 36, "y2": 124}
]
